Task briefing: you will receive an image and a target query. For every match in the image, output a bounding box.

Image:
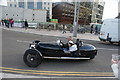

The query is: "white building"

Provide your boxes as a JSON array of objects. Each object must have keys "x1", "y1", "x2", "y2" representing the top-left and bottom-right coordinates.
[
  {"x1": 91, "y1": 0, "x2": 105, "y2": 23},
  {"x1": 0, "y1": 5, "x2": 47, "y2": 22},
  {"x1": 7, "y1": 0, "x2": 52, "y2": 19}
]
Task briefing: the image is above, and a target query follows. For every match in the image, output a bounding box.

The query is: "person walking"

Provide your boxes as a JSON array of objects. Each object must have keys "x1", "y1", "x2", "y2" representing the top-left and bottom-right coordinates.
[
  {"x1": 24, "y1": 19, "x2": 28, "y2": 30},
  {"x1": 37, "y1": 23, "x2": 41, "y2": 31},
  {"x1": 90, "y1": 24, "x2": 94, "y2": 34},
  {"x1": 6, "y1": 19, "x2": 10, "y2": 28},
  {"x1": 62, "y1": 24, "x2": 66, "y2": 34},
  {"x1": 2, "y1": 19, "x2": 4, "y2": 26},
  {"x1": 95, "y1": 26, "x2": 98, "y2": 35},
  {"x1": 10, "y1": 19, "x2": 14, "y2": 28}
]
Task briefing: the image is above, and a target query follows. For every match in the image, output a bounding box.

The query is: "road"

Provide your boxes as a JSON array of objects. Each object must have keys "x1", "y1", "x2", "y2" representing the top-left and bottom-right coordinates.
[{"x1": 1, "y1": 29, "x2": 119, "y2": 80}]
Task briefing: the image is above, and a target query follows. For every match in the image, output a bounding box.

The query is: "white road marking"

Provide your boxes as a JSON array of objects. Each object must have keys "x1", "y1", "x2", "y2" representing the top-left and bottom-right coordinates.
[
  {"x1": 1, "y1": 73, "x2": 116, "y2": 78},
  {"x1": 17, "y1": 40, "x2": 31, "y2": 43},
  {"x1": 97, "y1": 48, "x2": 118, "y2": 51}
]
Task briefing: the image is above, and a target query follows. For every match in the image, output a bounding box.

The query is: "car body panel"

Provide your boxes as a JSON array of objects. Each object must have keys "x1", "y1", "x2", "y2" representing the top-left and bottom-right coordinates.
[{"x1": 34, "y1": 42, "x2": 97, "y2": 57}]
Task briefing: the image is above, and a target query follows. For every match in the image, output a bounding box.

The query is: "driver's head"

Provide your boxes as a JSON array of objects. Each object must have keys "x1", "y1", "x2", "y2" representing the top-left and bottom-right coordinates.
[{"x1": 68, "y1": 41, "x2": 74, "y2": 47}]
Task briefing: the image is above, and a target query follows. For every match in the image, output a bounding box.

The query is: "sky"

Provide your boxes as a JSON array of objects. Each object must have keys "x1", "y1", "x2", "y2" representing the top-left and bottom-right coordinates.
[
  {"x1": 0, "y1": 0, "x2": 119, "y2": 20},
  {"x1": 102, "y1": 0, "x2": 119, "y2": 20}
]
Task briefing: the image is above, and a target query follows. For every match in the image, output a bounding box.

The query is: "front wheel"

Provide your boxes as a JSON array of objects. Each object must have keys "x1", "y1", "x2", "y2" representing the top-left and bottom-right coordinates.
[{"x1": 23, "y1": 49, "x2": 42, "y2": 67}]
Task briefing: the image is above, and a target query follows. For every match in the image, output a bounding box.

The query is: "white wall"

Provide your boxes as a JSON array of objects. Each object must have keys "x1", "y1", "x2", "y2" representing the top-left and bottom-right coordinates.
[
  {"x1": 0, "y1": 6, "x2": 47, "y2": 22},
  {"x1": 0, "y1": 6, "x2": 2, "y2": 20}
]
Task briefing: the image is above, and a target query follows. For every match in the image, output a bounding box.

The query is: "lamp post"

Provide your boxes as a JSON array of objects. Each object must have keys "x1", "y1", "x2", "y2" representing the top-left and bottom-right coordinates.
[{"x1": 73, "y1": 0, "x2": 80, "y2": 37}]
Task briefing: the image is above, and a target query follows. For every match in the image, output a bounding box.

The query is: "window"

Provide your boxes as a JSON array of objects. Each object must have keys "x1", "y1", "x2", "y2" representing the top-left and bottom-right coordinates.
[
  {"x1": 44, "y1": 7, "x2": 46, "y2": 9},
  {"x1": 48, "y1": 3, "x2": 49, "y2": 5},
  {"x1": 6, "y1": 14, "x2": 8, "y2": 16},
  {"x1": 48, "y1": 7, "x2": 49, "y2": 10},
  {"x1": 18, "y1": 2, "x2": 24, "y2": 8},
  {"x1": 37, "y1": 2, "x2": 42, "y2": 9},
  {"x1": 14, "y1": 4, "x2": 16, "y2": 7},
  {"x1": 28, "y1": 2, "x2": 34, "y2": 9},
  {"x1": 10, "y1": 4, "x2": 12, "y2": 7},
  {"x1": 44, "y1": 2, "x2": 46, "y2": 5}
]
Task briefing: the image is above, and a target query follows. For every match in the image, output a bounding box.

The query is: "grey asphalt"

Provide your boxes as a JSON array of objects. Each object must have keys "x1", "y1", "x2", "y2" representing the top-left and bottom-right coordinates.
[
  {"x1": 1, "y1": 78, "x2": 119, "y2": 80},
  {"x1": 1, "y1": 29, "x2": 119, "y2": 79}
]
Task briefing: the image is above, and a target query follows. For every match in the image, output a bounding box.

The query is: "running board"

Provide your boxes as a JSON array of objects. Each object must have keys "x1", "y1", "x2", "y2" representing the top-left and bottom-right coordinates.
[{"x1": 43, "y1": 56, "x2": 90, "y2": 60}]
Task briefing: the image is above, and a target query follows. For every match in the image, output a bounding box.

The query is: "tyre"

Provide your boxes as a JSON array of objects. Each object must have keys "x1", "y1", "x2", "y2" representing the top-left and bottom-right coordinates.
[{"x1": 23, "y1": 49, "x2": 42, "y2": 67}]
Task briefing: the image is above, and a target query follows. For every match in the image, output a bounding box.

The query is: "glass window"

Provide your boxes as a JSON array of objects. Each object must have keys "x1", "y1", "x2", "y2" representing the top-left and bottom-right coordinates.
[
  {"x1": 18, "y1": 2, "x2": 24, "y2": 8},
  {"x1": 28, "y1": 2, "x2": 34, "y2": 9},
  {"x1": 44, "y1": 7, "x2": 46, "y2": 9},
  {"x1": 44, "y1": 2, "x2": 46, "y2": 5},
  {"x1": 37, "y1": 2, "x2": 42, "y2": 9},
  {"x1": 10, "y1": 4, "x2": 12, "y2": 7},
  {"x1": 48, "y1": 3, "x2": 49, "y2": 5},
  {"x1": 14, "y1": 4, "x2": 16, "y2": 7},
  {"x1": 48, "y1": 7, "x2": 49, "y2": 10}
]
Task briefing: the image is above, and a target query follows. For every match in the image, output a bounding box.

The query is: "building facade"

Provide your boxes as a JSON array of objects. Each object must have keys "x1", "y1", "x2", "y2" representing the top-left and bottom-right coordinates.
[
  {"x1": 0, "y1": 5, "x2": 47, "y2": 22},
  {"x1": 91, "y1": 0, "x2": 105, "y2": 23},
  {"x1": 53, "y1": 1, "x2": 104, "y2": 24},
  {"x1": 52, "y1": 2, "x2": 92, "y2": 25},
  {"x1": 7, "y1": 0, "x2": 52, "y2": 19}
]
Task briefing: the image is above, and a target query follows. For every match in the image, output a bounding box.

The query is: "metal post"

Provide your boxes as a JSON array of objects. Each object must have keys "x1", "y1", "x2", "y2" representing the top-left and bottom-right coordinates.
[{"x1": 73, "y1": 0, "x2": 80, "y2": 37}]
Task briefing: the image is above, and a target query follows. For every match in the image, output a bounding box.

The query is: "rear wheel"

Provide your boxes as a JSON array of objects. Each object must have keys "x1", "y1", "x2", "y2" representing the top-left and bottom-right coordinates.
[{"x1": 23, "y1": 49, "x2": 42, "y2": 67}]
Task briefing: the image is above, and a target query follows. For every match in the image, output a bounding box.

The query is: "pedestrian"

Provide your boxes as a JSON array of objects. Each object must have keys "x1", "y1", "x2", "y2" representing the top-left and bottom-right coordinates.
[
  {"x1": 95, "y1": 26, "x2": 98, "y2": 35},
  {"x1": 24, "y1": 19, "x2": 28, "y2": 30},
  {"x1": 70, "y1": 27, "x2": 73, "y2": 33},
  {"x1": 5, "y1": 19, "x2": 10, "y2": 28},
  {"x1": 2, "y1": 19, "x2": 4, "y2": 26},
  {"x1": 62, "y1": 24, "x2": 66, "y2": 34},
  {"x1": 90, "y1": 24, "x2": 94, "y2": 34},
  {"x1": 37, "y1": 23, "x2": 41, "y2": 30},
  {"x1": 9, "y1": 19, "x2": 14, "y2": 28},
  {"x1": 48, "y1": 24, "x2": 51, "y2": 31},
  {"x1": 0, "y1": 20, "x2": 1, "y2": 26}
]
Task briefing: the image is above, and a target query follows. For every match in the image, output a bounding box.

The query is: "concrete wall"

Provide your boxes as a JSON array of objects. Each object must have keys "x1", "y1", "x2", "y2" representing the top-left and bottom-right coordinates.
[
  {"x1": 0, "y1": 6, "x2": 2, "y2": 20},
  {"x1": 0, "y1": 6, "x2": 47, "y2": 22}
]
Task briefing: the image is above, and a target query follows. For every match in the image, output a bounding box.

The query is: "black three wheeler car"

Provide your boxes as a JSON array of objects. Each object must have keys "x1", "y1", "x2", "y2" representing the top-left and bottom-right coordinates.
[{"x1": 23, "y1": 39, "x2": 97, "y2": 67}]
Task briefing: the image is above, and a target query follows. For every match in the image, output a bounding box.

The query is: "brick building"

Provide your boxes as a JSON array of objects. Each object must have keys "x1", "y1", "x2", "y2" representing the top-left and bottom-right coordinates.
[{"x1": 52, "y1": 2, "x2": 92, "y2": 25}]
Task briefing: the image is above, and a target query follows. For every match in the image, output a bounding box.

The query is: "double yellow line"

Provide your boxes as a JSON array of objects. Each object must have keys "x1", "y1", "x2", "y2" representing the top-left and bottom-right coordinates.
[{"x1": 0, "y1": 67, "x2": 114, "y2": 77}]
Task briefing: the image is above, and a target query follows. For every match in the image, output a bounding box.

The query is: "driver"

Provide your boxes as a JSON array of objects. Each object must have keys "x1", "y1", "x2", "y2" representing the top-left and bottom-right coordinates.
[{"x1": 63, "y1": 41, "x2": 78, "y2": 55}]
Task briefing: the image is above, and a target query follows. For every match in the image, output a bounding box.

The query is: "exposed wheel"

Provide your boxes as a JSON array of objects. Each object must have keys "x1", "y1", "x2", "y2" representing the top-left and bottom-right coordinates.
[{"x1": 23, "y1": 49, "x2": 42, "y2": 67}]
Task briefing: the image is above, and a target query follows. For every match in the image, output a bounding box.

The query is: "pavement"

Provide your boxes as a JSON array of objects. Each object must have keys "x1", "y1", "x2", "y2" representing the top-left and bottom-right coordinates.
[{"x1": 0, "y1": 26, "x2": 100, "y2": 41}]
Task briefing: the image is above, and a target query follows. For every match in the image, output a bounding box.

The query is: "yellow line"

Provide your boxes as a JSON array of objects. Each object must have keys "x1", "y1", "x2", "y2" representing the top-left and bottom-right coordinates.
[
  {"x1": 2, "y1": 69, "x2": 114, "y2": 76},
  {"x1": 0, "y1": 67, "x2": 113, "y2": 74}
]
